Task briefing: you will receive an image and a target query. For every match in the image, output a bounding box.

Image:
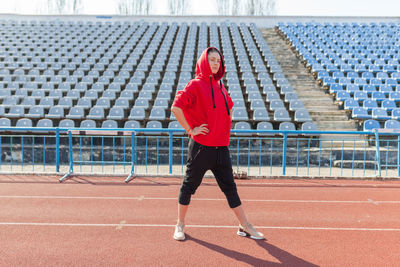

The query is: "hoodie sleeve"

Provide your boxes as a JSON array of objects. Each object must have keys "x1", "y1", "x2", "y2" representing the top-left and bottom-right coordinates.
[
  {"x1": 226, "y1": 88, "x2": 234, "y2": 110},
  {"x1": 172, "y1": 80, "x2": 197, "y2": 110}
]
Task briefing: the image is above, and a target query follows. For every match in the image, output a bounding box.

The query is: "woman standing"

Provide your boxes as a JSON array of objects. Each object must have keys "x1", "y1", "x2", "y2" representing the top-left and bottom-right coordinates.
[{"x1": 171, "y1": 47, "x2": 264, "y2": 241}]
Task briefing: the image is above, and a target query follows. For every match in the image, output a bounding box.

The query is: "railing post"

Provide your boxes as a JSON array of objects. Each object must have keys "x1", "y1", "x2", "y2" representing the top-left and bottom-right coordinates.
[
  {"x1": 398, "y1": 135, "x2": 400, "y2": 177},
  {"x1": 56, "y1": 128, "x2": 60, "y2": 172},
  {"x1": 374, "y1": 130, "x2": 381, "y2": 177},
  {"x1": 59, "y1": 130, "x2": 73, "y2": 182},
  {"x1": 169, "y1": 132, "x2": 173, "y2": 174},
  {"x1": 68, "y1": 130, "x2": 74, "y2": 173},
  {"x1": 125, "y1": 131, "x2": 136, "y2": 183},
  {"x1": 282, "y1": 133, "x2": 287, "y2": 176}
]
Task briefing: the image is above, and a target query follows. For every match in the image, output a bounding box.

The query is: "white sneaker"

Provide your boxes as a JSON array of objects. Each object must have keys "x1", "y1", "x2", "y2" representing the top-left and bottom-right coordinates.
[
  {"x1": 237, "y1": 223, "x2": 265, "y2": 240},
  {"x1": 173, "y1": 222, "x2": 185, "y2": 241}
]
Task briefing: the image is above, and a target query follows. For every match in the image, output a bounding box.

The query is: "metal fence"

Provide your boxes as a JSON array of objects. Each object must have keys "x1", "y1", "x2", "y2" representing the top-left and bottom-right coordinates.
[{"x1": 0, "y1": 127, "x2": 399, "y2": 182}]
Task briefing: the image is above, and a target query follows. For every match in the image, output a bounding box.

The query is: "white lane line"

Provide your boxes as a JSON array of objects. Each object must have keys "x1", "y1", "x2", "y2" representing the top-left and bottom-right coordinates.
[
  {"x1": 0, "y1": 195, "x2": 400, "y2": 204},
  {"x1": 368, "y1": 199, "x2": 379, "y2": 205},
  {"x1": 0, "y1": 222, "x2": 399, "y2": 231}
]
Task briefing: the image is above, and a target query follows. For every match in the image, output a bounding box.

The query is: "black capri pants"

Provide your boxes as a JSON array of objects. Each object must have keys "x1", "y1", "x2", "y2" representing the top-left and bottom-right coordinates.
[{"x1": 178, "y1": 138, "x2": 242, "y2": 208}]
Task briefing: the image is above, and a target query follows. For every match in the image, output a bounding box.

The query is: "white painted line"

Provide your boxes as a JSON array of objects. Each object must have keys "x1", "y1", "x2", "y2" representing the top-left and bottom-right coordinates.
[
  {"x1": 1, "y1": 195, "x2": 400, "y2": 204},
  {"x1": 0, "y1": 222, "x2": 399, "y2": 231}
]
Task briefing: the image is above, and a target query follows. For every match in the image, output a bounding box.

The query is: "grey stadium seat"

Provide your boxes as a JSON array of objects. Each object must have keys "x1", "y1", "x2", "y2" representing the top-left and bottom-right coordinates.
[
  {"x1": 80, "y1": 119, "x2": 96, "y2": 128},
  {"x1": 234, "y1": 121, "x2": 252, "y2": 136},
  {"x1": 145, "y1": 121, "x2": 163, "y2": 135},
  {"x1": 16, "y1": 118, "x2": 33, "y2": 127},
  {"x1": 101, "y1": 120, "x2": 118, "y2": 128},
  {"x1": 36, "y1": 118, "x2": 54, "y2": 128},
  {"x1": 59, "y1": 119, "x2": 75, "y2": 128}
]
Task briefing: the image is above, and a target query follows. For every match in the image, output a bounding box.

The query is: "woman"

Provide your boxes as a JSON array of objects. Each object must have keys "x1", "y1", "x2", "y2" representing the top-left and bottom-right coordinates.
[{"x1": 171, "y1": 47, "x2": 264, "y2": 241}]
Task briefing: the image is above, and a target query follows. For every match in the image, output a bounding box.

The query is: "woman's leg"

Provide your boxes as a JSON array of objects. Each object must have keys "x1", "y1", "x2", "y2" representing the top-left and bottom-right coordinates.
[
  {"x1": 212, "y1": 147, "x2": 264, "y2": 239},
  {"x1": 178, "y1": 203, "x2": 189, "y2": 224},
  {"x1": 231, "y1": 204, "x2": 248, "y2": 226}
]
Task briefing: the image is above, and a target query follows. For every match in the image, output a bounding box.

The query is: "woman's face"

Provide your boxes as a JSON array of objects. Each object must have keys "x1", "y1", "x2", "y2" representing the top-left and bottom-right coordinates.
[{"x1": 208, "y1": 51, "x2": 221, "y2": 74}]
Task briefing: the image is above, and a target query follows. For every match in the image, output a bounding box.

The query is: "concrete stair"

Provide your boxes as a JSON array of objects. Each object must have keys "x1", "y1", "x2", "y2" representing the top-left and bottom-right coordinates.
[{"x1": 260, "y1": 28, "x2": 359, "y2": 132}]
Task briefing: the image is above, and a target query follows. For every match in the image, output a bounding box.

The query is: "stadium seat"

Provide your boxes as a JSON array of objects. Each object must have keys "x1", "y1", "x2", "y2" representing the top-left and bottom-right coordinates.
[
  {"x1": 273, "y1": 109, "x2": 291, "y2": 122},
  {"x1": 101, "y1": 120, "x2": 118, "y2": 128},
  {"x1": 371, "y1": 108, "x2": 391, "y2": 120},
  {"x1": 145, "y1": 121, "x2": 163, "y2": 135},
  {"x1": 384, "y1": 120, "x2": 400, "y2": 131},
  {"x1": 124, "y1": 120, "x2": 141, "y2": 129},
  {"x1": 168, "y1": 121, "x2": 185, "y2": 135},
  {"x1": 256, "y1": 121, "x2": 274, "y2": 136},
  {"x1": 149, "y1": 107, "x2": 166, "y2": 120},
  {"x1": 16, "y1": 118, "x2": 33, "y2": 127},
  {"x1": 363, "y1": 119, "x2": 380, "y2": 131},
  {"x1": 87, "y1": 107, "x2": 105, "y2": 120},
  {"x1": 26, "y1": 106, "x2": 45, "y2": 119},
  {"x1": 234, "y1": 121, "x2": 252, "y2": 136},
  {"x1": 36, "y1": 119, "x2": 53, "y2": 128},
  {"x1": 252, "y1": 108, "x2": 270, "y2": 121},
  {"x1": 80, "y1": 119, "x2": 96, "y2": 128},
  {"x1": 301, "y1": 121, "x2": 318, "y2": 131},
  {"x1": 279, "y1": 122, "x2": 296, "y2": 131},
  {"x1": 59, "y1": 119, "x2": 75, "y2": 128},
  {"x1": 0, "y1": 118, "x2": 11, "y2": 127},
  {"x1": 294, "y1": 109, "x2": 312, "y2": 122},
  {"x1": 232, "y1": 108, "x2": 249, "y2": 121},
  {"x1": 128, "y1": 107, "x2": 146, "y2": 120}
]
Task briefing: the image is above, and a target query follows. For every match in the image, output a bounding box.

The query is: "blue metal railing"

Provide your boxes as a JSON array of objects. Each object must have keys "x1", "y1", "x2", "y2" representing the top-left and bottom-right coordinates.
[{"x1": 1, "y1": 127, "x2": 400, "y2": 181}]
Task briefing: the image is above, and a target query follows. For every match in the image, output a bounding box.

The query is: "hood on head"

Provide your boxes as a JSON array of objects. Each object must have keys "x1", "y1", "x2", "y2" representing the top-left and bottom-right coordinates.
[{"x1": 195, "y1": 47, "x2": 225, "y2": 82}]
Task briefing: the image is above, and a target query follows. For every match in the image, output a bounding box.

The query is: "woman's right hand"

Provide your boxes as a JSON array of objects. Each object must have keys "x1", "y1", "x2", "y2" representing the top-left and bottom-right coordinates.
[{"x1": 190, "y1": 124, "x2": 209, "y2": 136}]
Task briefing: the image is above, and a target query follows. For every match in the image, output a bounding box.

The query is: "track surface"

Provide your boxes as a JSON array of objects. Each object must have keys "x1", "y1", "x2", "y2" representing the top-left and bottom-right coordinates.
[{"x1": 1, "y1": 175, "x2": 400, "y2": 266}]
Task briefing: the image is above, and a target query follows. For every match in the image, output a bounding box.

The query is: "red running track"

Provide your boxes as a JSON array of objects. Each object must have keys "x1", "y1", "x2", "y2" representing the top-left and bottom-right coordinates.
[{"x1": 0, "y1": 175, "x2": 400, "y2": 266}]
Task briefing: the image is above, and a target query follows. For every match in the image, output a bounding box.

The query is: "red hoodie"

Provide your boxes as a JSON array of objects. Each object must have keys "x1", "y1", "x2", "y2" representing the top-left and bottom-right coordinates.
[{"x1": 172, "y1": 47, "x2": 234, "y2": 147}]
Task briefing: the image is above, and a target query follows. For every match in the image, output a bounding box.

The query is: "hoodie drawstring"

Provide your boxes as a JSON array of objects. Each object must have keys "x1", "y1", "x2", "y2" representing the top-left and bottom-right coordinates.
[
  {"x1": 219, "y1": 80, "x2": 230, "y2": 116},
  {"x1": 209, "y1": 76, "x2": 230, "y2": 116},
  {"x1": 210, "y1": 76, "x2": 216, "y2": 109}
]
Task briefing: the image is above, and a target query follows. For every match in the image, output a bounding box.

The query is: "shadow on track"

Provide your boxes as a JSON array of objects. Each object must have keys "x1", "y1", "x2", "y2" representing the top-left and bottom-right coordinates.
[{"x1": 187, "y1": 234, "x2": 319, "y2": 266}]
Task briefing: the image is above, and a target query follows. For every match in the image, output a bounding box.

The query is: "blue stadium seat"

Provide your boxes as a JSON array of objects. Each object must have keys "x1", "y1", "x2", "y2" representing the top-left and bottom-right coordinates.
[
  {"x1": 371, "y1": 108, "x2": 391, "y2": 120},
  {"x1": 344, "y1": 99, "x2": 359, "y2": 110},
  {"x1": 363, "y1": 99, "x2": 378, "y2": 111},
  {"x1": 384, "y1": 120, "x2": 400, "y2": 131},
  {"x1": 351, "y1": 107, "x2": 371, "y2": 120},
  {"x1": 381, "y1": 100, "x2": 397, "y2": 111}
]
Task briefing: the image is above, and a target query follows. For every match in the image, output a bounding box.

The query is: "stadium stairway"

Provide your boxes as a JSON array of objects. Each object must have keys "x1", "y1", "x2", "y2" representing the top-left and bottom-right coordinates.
[{"x1": 260, "y1": 28, "x2": 358, "y2": 132}]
